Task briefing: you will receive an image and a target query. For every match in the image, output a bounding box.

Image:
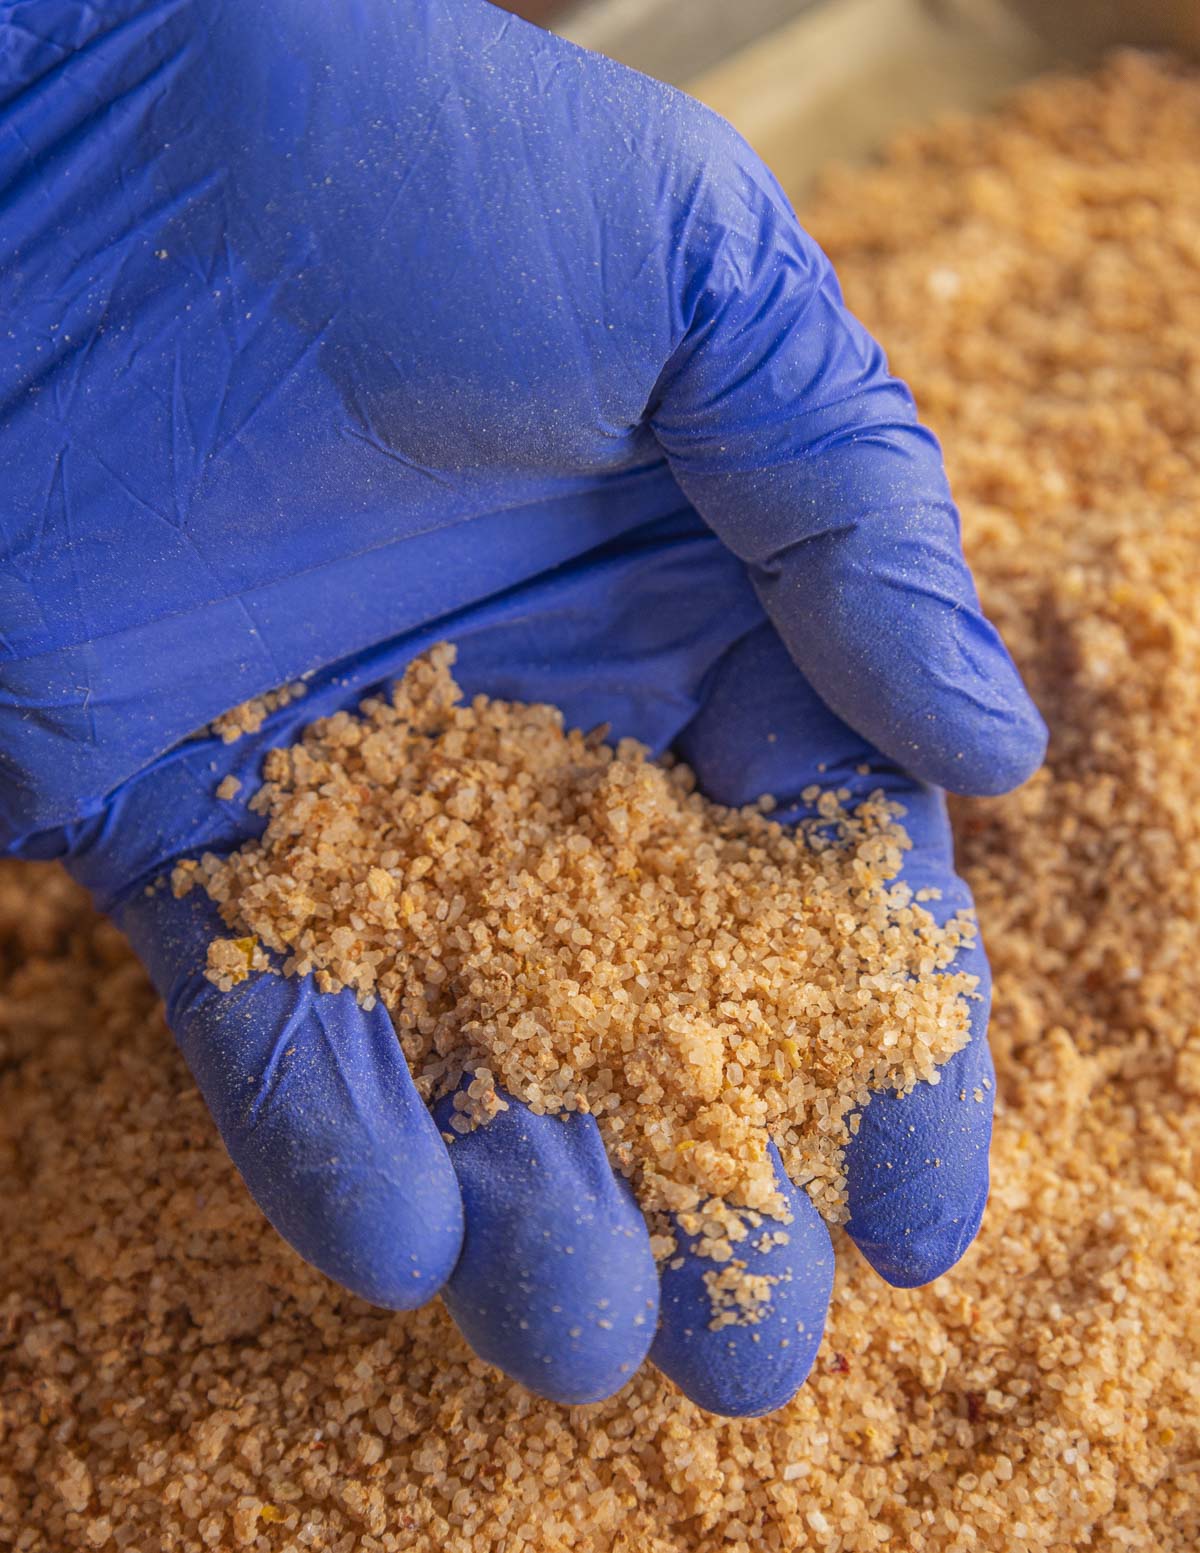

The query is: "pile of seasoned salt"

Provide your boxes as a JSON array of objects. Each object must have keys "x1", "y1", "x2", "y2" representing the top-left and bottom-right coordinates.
[{"x1": 175, "y1": 645, "x2": 975, "y2": 1270}]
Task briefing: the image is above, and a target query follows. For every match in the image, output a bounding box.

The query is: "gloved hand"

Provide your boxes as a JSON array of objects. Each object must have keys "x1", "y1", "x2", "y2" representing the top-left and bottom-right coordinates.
[{"x1": 1, "y1": 0, "x2": 1045, "y2": 1415}]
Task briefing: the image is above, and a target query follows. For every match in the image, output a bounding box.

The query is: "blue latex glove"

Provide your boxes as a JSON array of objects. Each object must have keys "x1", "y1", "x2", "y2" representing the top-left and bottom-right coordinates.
[{"x1": 1, "y1": 0, "x2": 1044, "y2": 1415}]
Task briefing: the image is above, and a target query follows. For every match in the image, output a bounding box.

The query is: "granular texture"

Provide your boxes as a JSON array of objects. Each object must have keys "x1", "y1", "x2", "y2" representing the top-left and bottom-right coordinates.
[
  {"x1": 2, "y1": 51, "x2": 1198, "y2": 1553},
  {"x1": 174, "y1": 645, "x2": 976, "y2": 1248}
]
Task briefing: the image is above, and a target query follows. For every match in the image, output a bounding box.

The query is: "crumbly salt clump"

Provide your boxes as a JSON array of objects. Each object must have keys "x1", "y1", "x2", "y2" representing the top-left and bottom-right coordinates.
[
  {"x1": 175, "y1": 646, "x2": 977, "y2": 1275},
  {"x1": 703, "y1": 1262, "x2": 782, "y2": 1332},
  {"x1": 210, "y1": 680, "x2": 308, "y2": 744},
  {"x1": 203, "y1": 935, "x2": 272, "y2": 991}
]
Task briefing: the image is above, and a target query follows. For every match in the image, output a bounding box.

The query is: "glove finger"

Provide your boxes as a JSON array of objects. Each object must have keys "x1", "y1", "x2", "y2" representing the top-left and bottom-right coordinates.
[
  {"x1": 432, "y1": 1085, "x2": 659, "y2": 1406},
  {"x1": 841, "y1": 817, "x2": 995, "y2": 1287},
  {"x1": 117, "y1": 884, "x2": 464, "y2": 1308},
  {"x1": 650, "y1": 1144, "x2": 835, "y2": 1418},
  {"x1": 650, "y1": 141, "x2": 1045, "y2": 797},
  {"x1": 678, "y1": 624, "x2": 994, "y2": 1287}
]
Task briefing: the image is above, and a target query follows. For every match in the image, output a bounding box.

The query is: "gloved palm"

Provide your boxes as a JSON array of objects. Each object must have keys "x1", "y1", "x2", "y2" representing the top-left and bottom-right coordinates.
[{"x1": 1, "y1": 0, "x2": 1044, "y2": 1414}]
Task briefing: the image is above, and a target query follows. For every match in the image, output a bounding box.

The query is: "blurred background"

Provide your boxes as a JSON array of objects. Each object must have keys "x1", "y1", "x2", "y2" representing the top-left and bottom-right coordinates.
[{"x1": 492, "y1": 0, "x2": 1199, "y2": 193}]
